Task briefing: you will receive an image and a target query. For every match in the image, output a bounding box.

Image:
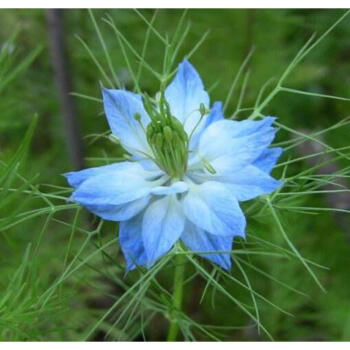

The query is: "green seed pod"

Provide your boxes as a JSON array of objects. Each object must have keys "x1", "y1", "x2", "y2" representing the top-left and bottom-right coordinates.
[
  {"x1": 144, "y1": 95, "x2": 189, "y2": 179},
  {"x1": 146, "y1": 123, "x2": 154, "y2": 141},
  {"x1": 171, "y1": 117, "x2": 184, "y2": 132},
  {"x1": 155, "y1": 132, "x2": 164, "y2": 150},
  {"x1": 178, "y1": 129, "x2": 188, "y2": 143},
  {"x1": 163, "y1": 126, "x2": 173, "y2": 142}
]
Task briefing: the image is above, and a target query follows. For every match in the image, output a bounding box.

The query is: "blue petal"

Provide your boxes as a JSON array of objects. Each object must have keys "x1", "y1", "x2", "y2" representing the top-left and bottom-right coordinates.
[
  {"x1": 223, "y1": 165, "x2": 283, "y2": 201},
  {"x1": 65, "y1": 162, "x2": 140, "y2": 188},
  {"x1": 181, "y1": 221, "x2": 233, "y2": 270},
  {"x1": 133, "y1": 158, "x2": 160, "y2": 172},
  {"x1": 165, "y1": 60, "x2": 209, "y2": 137},
  {"x1": 190, "y1": 117, "x2": 277, "y2": 173},
  {"x1": 102, "y1": 89, "x2": 152, "y2": 156},
  {"x1": 204, "y1": 101, "x2": 224, "y2": 127},
  {"x1": 84, "y1": 195, "x2": 150, "y2": 222},
  {"x1": 253, "y1": 147, "x2": 283, "y2": 174},
  {"x1": 119, "y1": 211, "x2": 148, "y2": 270},
  {"x1": 142, "y1": 196, "x2": 185, "y2": 266},
  {"x1": 225, "y1": 116, "x2": 276, "y2": 137},
  {"x1": 70, "y1": 162, "x2": 160, "y2": 207},
  {"x1": 183, "y1": 181, "x2": 246, "y2": 237},
  {"x1": 189, "y1": 101, "x2": 224, "y2": 150}
]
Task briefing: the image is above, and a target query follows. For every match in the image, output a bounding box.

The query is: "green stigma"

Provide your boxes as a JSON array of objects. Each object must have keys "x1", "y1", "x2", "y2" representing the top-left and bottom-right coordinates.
[{"x1": 142, "y1": 93, "x2": 188, "y2": 179}]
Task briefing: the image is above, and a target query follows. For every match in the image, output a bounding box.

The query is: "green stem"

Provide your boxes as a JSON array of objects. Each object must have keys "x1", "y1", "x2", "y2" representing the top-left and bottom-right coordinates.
[{"x1": 166, "y1": 252, "x2": 186, "y2": 341}]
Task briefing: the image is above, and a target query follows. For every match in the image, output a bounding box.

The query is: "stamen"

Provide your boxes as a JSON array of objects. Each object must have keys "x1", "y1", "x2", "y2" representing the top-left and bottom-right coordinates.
[
  {"x1": 202, "y1": 159, "x2": 216, "y2": 174},
  {"x1": 133, "y1": 113, "x2": 146, "y2": 133}
]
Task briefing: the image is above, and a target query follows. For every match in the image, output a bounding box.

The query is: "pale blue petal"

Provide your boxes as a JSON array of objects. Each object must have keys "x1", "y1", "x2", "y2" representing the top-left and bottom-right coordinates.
[
  {"x1": 84, "y1": 195, "x2": 150, "y2": 222},
  {"x1": 134, "y1": 158, "x2": 161, "y2": 172},
  {"x1": 253, "y1": 147, "x2": 283, "y2": 174},
  {"x1": 142, "y1": 196, "x2": 185, "y2": 266},
  {"x1": 183, "y1": 181, "x2": 246, "y2": 237},
  {"x1": 150, "y1": 181, "x2": 188, "y2": 196},
  {"x1": 225, "y1": 116, "x2": 276, "y2": 137},
  {"x1": 70, "y1": 163, "x2": 161, "y2": 207},
  {"x1": 203, "y1": 101, "x2": 224, "y2": 128},
  {"x1": 65, "y1": 162, "x2": 139, "y2": 188},
  {"x1": 71, "y1": 174, "x2": 150, "y2": 206},
  {"x1": 199, "y1": 116, "x2": 275, "y2": 145},
  {"x1": 223, "y1": 165, "x2": 283, "y2": 201},
  {"x1": 165, "y1": 60, "x2": 209, "y2": 137},
  {"x1": 102, "y1": 88, "x2": 152, "y2": 156},
  {"x1": 119, "y1": 211, "x2": 148, "y2": 270},
  {"x1": 192, "y1": 117, "x2": 277, "y2": 173},
  {"x1": 189, "y1": 101, "x2": 224, "y2": 151},
  {"x1": 181, "y1": 221, "x2": 233, "y2": 270}
]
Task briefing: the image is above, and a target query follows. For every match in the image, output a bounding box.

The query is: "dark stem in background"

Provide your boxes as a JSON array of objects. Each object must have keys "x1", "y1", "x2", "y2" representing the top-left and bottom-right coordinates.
[{"x1": 47, "y1": 9, "x2": 85, "y2": 170}]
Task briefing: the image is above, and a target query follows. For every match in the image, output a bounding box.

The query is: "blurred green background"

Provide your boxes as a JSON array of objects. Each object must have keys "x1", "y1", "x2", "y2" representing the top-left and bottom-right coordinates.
[{"x1": 0, "y1": 9, "x2": 349, "y2": 341}]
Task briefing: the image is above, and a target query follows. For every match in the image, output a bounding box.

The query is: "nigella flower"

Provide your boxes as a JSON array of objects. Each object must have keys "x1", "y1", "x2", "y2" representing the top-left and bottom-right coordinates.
[{"x1": 65, "y1": 60, "x2": 282, "y2": 270}]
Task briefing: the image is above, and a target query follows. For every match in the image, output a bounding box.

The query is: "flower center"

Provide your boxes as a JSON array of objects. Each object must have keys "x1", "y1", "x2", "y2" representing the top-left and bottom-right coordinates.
[{"x1": 142, "y1": 93, "x2": 189, "y2": 179}]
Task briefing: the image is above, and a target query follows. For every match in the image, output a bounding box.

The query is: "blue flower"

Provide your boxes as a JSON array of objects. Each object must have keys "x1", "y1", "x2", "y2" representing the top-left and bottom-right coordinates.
[{"x1": 65, "y1": 60, "x2": 282, "y2": 271}]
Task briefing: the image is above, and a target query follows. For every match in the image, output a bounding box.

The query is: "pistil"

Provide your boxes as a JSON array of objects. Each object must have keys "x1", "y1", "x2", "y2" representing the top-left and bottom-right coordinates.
[{"x1": 142, "y1": 93, "x2": 189, "y2": 179}]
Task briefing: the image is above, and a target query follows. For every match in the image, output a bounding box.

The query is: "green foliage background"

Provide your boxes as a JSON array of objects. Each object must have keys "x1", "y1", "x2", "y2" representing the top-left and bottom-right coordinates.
[{"x1": 0, "y1": 9, "x2": 349, "y2": 341}]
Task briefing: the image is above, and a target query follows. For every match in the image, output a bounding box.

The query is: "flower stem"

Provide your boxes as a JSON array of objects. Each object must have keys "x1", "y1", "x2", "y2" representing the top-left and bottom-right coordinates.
[{"x1": 166, "y1": 252, "x2": 186, "y2": 341}]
